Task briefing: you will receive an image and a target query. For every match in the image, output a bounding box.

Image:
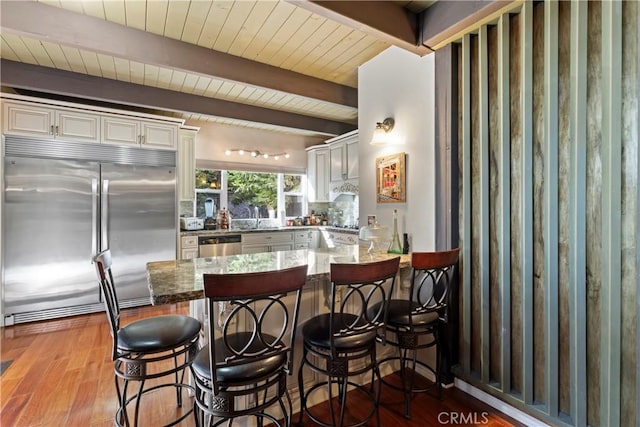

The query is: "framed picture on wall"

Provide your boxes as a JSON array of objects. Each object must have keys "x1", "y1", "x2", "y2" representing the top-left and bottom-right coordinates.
[{"x1": 376, "y1": 152, "x2": 406, "y2": 203}]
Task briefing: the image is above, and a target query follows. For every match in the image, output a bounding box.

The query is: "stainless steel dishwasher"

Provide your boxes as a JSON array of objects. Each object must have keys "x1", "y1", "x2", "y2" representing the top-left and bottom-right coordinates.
[{"x1": 198, "y1": 234, "x2": 242, "y2": 257}]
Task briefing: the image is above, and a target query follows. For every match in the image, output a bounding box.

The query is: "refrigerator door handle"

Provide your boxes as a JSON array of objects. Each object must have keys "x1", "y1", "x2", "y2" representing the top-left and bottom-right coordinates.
[
  {"x1": 101, "y1": 179, "x2": 109, "y2": 250},
  {"x1": 91, "y1": 178, "x2": 98, "y2": 258}
]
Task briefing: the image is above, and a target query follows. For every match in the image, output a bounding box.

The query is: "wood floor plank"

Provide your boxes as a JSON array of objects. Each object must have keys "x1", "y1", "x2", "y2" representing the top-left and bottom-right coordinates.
[
  {"x1": 1, "y1": 393, "x2": 31, "y2": 426},
  {"x1": 67, "y1": 379, "x2": 99, "y2": 427},
  {"x1": 1, "y1": 303, "x2": 524, "y2": 426}
]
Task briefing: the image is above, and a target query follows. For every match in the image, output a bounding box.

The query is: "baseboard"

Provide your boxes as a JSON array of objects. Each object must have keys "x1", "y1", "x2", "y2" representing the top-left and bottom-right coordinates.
[{"x1": 454, "y1": 378, "x2": 550, "y2": 427}]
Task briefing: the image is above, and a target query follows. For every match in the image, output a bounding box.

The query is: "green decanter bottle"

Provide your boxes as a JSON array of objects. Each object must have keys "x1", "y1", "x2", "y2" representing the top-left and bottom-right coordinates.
[{"x1": 387, "y1": 209, "x2": 403, "y2": 254}]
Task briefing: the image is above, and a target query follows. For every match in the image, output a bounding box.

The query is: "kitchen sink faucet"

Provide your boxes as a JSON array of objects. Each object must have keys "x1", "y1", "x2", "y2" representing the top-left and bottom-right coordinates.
[{"x1": 254, "y1": 206, "x2": 260, "y2": 228}]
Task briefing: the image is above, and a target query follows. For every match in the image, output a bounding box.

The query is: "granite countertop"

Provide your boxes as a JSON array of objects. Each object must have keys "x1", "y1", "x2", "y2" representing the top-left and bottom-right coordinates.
[
  {"x1": 147, "y1": 246, "x2": 409, "y2": 305},
  {"x1": 180, "y1": 225, "x2": 359, "y2": 237}
]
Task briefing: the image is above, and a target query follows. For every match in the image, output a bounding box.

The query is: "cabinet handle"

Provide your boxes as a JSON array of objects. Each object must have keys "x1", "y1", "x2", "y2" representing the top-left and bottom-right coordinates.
[
  {"x1": 55, "y1": 125, "x2": 59, "y2": 136},
  {"x1": 50, "y1": 125, "x2": 54, "y2": 135},
  {"x1": 140, "y1": 135, "x2": 145, "y2": 144}
]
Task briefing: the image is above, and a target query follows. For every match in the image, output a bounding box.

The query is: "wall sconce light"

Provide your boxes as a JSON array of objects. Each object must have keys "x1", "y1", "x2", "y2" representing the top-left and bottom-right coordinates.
[
  {"x1": 370, "y1": 117, "x2": 395, "y2": 145},
  {"x1": 224, "y1": 149, "x2": 290, "y2": 160}
]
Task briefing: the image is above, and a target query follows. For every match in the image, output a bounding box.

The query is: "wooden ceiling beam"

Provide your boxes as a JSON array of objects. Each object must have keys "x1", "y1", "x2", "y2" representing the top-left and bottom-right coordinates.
[
  {"x1": 0, "y1": 60, "x2": 355, "y2": 136},
  {"x1": 290, "y1": 0, "x2": 432, "y2": 56},
  {"x1": 0, "y1": 0, "x2": 357, "y2": 109},
  {"x1": 420, "y1": 0, "x2": 522, "y2": 50}
]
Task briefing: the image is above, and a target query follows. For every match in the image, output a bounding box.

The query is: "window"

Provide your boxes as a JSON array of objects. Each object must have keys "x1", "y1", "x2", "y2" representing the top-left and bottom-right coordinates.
[
  {"x1": 283, "y1": 174, "x2": 304, "y2": 217},
  {"x1": 195, "y1": 169, "x2": 222, "y2": 218},
  {"x1": 194, "y1": 169, "x2": 306, "y2": 220},
  {"x1": 227, "y1": 171, "x2": 277, "y2": 219}
]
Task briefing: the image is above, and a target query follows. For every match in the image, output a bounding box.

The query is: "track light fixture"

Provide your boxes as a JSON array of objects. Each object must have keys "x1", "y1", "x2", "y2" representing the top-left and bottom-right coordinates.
[{"x1": 224, "y1": 149, "x2": 290, "y2": 160}]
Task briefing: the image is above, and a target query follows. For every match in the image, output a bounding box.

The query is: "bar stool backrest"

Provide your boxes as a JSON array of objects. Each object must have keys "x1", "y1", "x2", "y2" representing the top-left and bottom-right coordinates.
[
  {"x1": 328, "y1": 256, "x2": 401, "y2": 354},
  {"x1": 202, "y1": 264, "x2": 309, "y2": 394},
  {"x1": 93, "y1": 249, "x2": 121, "y2": 361},
  {"x1": 410, "y1": 249, "x2": 460, "y2": 323}
]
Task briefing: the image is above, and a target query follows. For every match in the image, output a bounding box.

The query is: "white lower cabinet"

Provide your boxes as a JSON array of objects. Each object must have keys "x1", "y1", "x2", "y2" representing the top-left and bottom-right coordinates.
[
  {"x1": 180, "y1": 235, "x2": 199, "y2": 259},
  {"x1": 293, "y1": 229, "x2": 319, "y2": 249},
  {"x1": 241, "y1": 231, "x2": 294, "y2": 254}
]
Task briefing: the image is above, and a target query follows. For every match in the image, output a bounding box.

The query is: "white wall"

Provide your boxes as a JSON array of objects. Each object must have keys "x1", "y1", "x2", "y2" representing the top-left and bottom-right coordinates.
[
  {"x1": 358, "y1": 46, "x2": 436, "y2": 251},
  {"x1": 192, "y1": 120, "x2": 326, "y2": 174}
]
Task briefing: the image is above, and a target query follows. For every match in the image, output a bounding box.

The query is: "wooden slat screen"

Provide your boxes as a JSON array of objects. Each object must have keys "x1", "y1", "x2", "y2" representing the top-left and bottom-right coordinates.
[{"x1": 442, "y1": 1, "x2": 639, "y2": 426}]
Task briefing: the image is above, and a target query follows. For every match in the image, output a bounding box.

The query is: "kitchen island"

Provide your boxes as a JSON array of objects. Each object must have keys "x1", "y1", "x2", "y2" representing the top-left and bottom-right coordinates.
[
  {"x1": 147, "y1": 245, "x2": 409, "y2": 305},
  {"x1": 146, "y1": 246, "x2": 411, "y2": 422}
]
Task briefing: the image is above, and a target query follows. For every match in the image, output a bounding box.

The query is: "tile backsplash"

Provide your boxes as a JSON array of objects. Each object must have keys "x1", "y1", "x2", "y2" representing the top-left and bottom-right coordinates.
[
  {"x1": 179, "y1": 200, "x2": 194, "y2": 217},
  {"x1": 309, "y1": 199, "x2": 359, "y2": 228},
  {"x1": 182, "y1": 199, "x2": 359, "y2": 228}
]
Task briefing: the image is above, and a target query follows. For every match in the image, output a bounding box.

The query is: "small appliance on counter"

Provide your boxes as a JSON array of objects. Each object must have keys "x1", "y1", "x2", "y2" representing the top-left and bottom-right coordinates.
[
  {"x1": 180, "y1": 217, "x2": 204, "y2": 231},
  {"x1": 204, "y1": 198, "x2": 217, "y2": 230}
]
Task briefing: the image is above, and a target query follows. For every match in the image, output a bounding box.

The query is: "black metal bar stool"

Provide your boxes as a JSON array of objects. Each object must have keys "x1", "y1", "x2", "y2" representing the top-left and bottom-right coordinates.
[
  {"x1": 376, "y1": 249, "x2": 459, "y2": 419},
  {"x1": 191, "y1": 264, "x2": 308, "y2": 427},
  {"x1": 93, "y1": 249, "x2": 201, "y2": 427},
  {"x1": 297, "y1": 257, "x2": 400, "y2": 427}
]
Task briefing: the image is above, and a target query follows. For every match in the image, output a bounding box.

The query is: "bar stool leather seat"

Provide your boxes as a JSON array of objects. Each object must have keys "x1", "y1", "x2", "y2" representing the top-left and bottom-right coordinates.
[
  {"x1": 191, "y1": 332, "x2": 286, "y2": 383},
  {"x1": 385, "y1": 300, "x2": 439, "y2": 327},
  {"x1": 302, "y1": 313, "x2": 377, "y2": 349},
  {"x1": 117, "y1": 315, "x2": 200, "y2": 352}
]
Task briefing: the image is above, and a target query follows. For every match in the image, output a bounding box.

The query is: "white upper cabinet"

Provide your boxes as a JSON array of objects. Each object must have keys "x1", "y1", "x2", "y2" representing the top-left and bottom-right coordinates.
[
  {"x1": 329, "y1": 143, "x2": 344, "y2": 182},
  {"x1": 4, "y1": 102, "x2": 100, "y2": 143},
  {"x1": 327, "y1": 130, "x2": 358, "y2": 183},
  {"x1": 102, "y1": 116, "x2": 177, "y2": 150},
  {"x1": 306, "y1": 146, "x2": 330, "y2": 202},
  {"x1": 345, "y1": 138, "x2": 358, "y2": 180},
  {"x1": 178, "y1": 128, "x2": 197, "y2": 201},
  {"x1": 142, "y1": 121, "x2": 178, "y2": 149},
  {"x1": 101, "y1": 116, "x2": 140, "y2": 145},
  {"x1": 2, "y1": 94, "x2": 183, "y2": 150}
]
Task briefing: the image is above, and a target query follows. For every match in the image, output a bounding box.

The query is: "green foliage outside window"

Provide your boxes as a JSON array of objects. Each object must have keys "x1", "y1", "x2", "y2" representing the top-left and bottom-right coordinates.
[
  {"x1": 284, "y1": 175, "x2": 302, "y2": 192},
  {"x1": 194, "y1": 169, "x2": 305, "y2": 219},
  {"x1": 227, "y1": 171, "x2": 277, "y2": 210},
  {"x1": 195, "y1": 169, "x2": 221, "y2": 189}
]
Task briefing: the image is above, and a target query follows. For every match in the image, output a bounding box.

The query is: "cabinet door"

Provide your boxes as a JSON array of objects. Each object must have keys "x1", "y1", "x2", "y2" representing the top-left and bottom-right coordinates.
[
  {"x1": 307, "y1": 148, "x2": 329, "y2": 202},
  {"x1": 178, "y1": 130, "x2": 196, "y2": 200},
  {"x1": 329, "y1": 143, "x2": 344, "y2": 182},
  {"x1": 308, "y1": 230, "x2": 319, "y2": 248},
  {"x1": 3, "y1": 102, "x2": 54, "y2": 137},
  {"x1": 316, "y1": 150, "x2": 330, "y2": 201},
  {"x1": 270, "y1": 243, "x2": 293, "y2": 252},
  {"x1": 181, "y1": 235, "x2": 198, "y2": 249},
  {"x1": 101, "y1": 116, "x2": 140, "y2": 146},
  {"x1": 181, "y1": 248, "x2": 199, "y2": 259},
  {"x1": 242, "y1": 231, "x2": 293, "y2": 246},
  {"x1": 56, "y1": 109, "x2": 100, "y2": 143},
  {"x1": 242, "y1": 244, "x2": 270, "y2": 254},
  {"x1": 346, "y1": 139, "x2": 358, "y2": 180},
  {"x1": 142, "y1": 121, "x2": 177, "y2": 150}
]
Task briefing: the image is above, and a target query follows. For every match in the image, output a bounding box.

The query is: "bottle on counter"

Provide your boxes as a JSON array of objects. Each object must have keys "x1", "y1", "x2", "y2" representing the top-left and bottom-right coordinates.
[
  {"x1": 218, "y1": 207, "x2": 230, "y2": 230},
  {"x1": 387, "y1": 209, "x2": 403, "y2": 254},
  {"x1": 402, "y1": 233, "x2": 410, "y2": 254}
]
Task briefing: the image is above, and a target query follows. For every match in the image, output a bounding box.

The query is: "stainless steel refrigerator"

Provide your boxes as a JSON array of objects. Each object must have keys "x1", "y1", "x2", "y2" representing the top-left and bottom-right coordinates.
[{"x1": 2, "y1": 136, "x2": 176, "y2": 324}]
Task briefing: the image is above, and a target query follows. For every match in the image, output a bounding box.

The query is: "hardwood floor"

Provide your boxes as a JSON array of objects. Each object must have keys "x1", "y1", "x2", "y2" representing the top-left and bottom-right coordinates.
[{"x1": 1, "y1": 303, "x2": 524, "y2": 426}]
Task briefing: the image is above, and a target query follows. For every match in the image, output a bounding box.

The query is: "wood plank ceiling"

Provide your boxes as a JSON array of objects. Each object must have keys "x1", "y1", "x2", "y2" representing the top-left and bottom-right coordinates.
[{"x1": 0, "y1": 0, "x2": 435, "y2": 137}]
